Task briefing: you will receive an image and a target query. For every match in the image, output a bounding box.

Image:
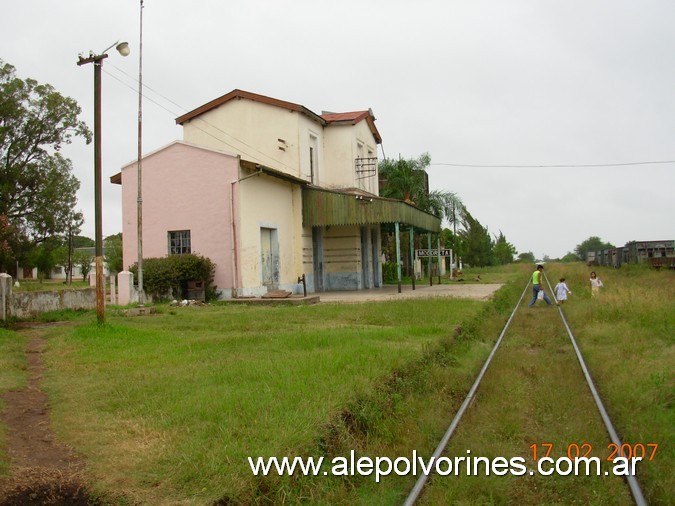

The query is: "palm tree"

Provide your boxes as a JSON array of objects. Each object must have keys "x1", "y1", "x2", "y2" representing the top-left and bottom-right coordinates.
[
  {"x1": 427, "y1": 191, "x2": 464, "y2": 277},
  {"x1": 378, "y1": 153, "x2": 430, "y2": 205},
  {"x1": 425, "y1": 190, "x2": 463, "y2": 224},
  {"x1": 379, "y1": 154, "x2": 464, "y2": 224},
  {"x1": 379, "y1": 154, "x2": 466, "y2": 276}
]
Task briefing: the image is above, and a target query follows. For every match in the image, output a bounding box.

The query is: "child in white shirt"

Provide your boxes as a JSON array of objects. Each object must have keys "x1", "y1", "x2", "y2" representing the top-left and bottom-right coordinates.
[
  {"x1": 589, "y1": 271, "x2": 603, "y2": 297},
  {"x1": 554, "y1": 278, "x2": 572, "y2": 304}
]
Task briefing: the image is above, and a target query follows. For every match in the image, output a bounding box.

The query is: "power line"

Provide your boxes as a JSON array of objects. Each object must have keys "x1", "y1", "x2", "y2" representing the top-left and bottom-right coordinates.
[
  {"x1": 431, "y1": 160, "x2": 675, "y2": 168},
  {"x1": 104, "y1": 65, "x2": 675, "y2": 172},
  {"x1": 103, "y1": 68, "x2": 182, "y2": 117},
  {"x1": 108, "y1": 62, "x2": 188, "y2": 114}
]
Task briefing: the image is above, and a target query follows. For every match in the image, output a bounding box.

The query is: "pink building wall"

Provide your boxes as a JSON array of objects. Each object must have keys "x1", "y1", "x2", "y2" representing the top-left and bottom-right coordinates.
[{"x1": 119, "y1": 141, "x2": 238, "y2": 297}]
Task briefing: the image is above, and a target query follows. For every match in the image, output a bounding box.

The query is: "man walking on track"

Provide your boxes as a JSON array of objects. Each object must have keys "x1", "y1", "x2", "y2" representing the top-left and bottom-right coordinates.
[{"x1": 528, "y1": 264, "x2": 553, "y2": 307}]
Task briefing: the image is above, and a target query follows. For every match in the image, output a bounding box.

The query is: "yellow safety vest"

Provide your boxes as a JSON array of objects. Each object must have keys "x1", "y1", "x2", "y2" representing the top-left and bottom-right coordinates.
[{"x1": 532, "y1": 270, "x2": 541, "y2": 285}]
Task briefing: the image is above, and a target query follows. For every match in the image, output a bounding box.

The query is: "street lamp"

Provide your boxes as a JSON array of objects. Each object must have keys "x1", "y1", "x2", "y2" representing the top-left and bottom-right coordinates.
[{"x1": 77, "y1": 41, "x2": 130, "y2": 324}]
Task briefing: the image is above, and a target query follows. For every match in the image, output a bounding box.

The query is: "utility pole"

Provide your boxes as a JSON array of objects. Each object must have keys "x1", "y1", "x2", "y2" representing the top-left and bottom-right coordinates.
[
  {"x1": 78, "y1": 41, "x2": 130, "y2": 324},
  {"x1": 137, "y1": 0, "x2": 145, "y2": 306}
]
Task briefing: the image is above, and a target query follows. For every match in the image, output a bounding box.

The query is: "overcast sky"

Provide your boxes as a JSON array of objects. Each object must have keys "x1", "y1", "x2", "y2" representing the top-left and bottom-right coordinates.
[{"x1": 3, "y1": 0, "x2": 674, "y2": 260}]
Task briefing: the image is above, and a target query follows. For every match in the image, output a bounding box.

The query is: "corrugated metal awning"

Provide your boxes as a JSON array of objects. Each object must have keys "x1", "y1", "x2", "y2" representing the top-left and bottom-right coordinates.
[{"x1": 302, "y1": 187, "x2": 441, "y2": 232}]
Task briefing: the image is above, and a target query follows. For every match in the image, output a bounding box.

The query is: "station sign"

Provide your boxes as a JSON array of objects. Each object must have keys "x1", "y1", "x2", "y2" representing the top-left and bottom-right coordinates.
[{"x1": 416, "y1": 249, "x2": 451, "y2": 257}]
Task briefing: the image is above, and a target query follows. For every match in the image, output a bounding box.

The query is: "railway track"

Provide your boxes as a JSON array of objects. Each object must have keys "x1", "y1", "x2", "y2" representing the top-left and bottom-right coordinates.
[{"x1": 403, "y1": 273, "x2": 648, "y2": 505}]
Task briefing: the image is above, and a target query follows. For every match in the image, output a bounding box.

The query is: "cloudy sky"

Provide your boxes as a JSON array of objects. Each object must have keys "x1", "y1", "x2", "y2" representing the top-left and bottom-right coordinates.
[{"x1": 3, "y1": 0, "x2": 674, "y2": 259}]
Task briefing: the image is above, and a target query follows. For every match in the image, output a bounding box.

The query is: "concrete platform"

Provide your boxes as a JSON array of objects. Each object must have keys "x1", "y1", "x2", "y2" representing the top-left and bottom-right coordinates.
[
  {"x1": 318, "y1": 282, "x2": 502, "y2": 303},
  {"x1": 223, "y1": 295, "x2": 321, "y2": 306},
  {"x1": 220, "y1": 283, "x2": 501, "y2": 305}
]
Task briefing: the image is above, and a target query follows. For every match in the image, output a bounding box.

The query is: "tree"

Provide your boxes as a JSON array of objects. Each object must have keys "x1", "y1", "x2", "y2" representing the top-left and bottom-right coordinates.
[
  {"x1": 441, "y1": 226, "x2": 466, "y2": 271},
  {"x1": 439, "y1": 193, "x2": 463, "y2": 232},
  {"x1": 379, "y1": 154, "x2": 433, "y2": 275},
  {"x1": 493, "y1": 231, "x2": 517, "y2": 265},
  {"x1": 379, "y1": 153, "x2": 430, "y2": 205},
  {"x1": 574, "y1": 236, "x2": 614, "y2": 262},
  {"x1": 459, "y1": 210, "x2": 493, "y2": 267},
  {"x1": 73, "y1": 250, "x2": 93, "y2": 281},
  {"x1": 31, "y1": 237, "x2": 62, "y2": 281},
  {"x1": 0, "y1": 60, "x2": 90, "y2": 258},
  {"x1": 561, "y1": 252, "x2": 580, "y2": 262},
  {"x1": 72, "y1": 235, "x2": 95, "y2": 248},
  {"x1": 517, "y1": 252, "x2": 535, "y2": 263},
  {"x1": 441, "y1": 228, "x2": 455, "y2": 252},
  {"x1": 0, "y1": 214, "x2": 23, "y2": 273},
  {"x1": 105, "y1": 233, "x2": 124, "y2": 274}
]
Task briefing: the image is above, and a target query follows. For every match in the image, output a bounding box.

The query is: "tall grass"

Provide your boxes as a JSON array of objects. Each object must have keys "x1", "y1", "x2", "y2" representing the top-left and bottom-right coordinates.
[
  {"x1": 42, "y1": 297, "x2": 487, "y2": 504},
  {"x1": 263, "y1": 263, "x2": 672, "y2": 505},
  {"x1": 416, "y1": 263, "x2": 673, "y2": 505},
  {"x1": 12, "y1": 279, "x2": 90, "y2": 292},
  {"x1": 279, "y1": 272, "x2": 528, "y2": 505},
  {"x1": 553, "y1": 263, "x2": 674, "y2": 503},
  {"x1": 11, "y1": 263, "x2": 671, "y2": 504}
]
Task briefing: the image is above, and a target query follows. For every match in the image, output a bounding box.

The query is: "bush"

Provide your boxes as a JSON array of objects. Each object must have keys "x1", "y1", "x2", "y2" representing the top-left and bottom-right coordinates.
[
  {"x1": 129, "y1": 254, "x2": 217, "y2": 301},
  {"x1": 382, "y1": 262, "x2": 398, "y2": 283}
]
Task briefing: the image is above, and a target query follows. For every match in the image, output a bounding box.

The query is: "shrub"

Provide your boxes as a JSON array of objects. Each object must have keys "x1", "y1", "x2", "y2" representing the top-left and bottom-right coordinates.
[
  {"x1": 382, "y1": 262, "x2": 398, "y2": 283},
  {"x1": 129, "y1": 254, "x2": 216, "y2": 301}
]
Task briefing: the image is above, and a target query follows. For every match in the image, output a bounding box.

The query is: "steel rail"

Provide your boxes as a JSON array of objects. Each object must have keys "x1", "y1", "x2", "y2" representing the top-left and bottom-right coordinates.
[
  {"x1": 403, "y1": 280, "x2": 531, "y2": 506},
  {"x1": 544, "y1": 274, "x2": 647, "y2": 506},
  {"x1": 404, "y1": 274, "x2": 647, "y2": 505}
]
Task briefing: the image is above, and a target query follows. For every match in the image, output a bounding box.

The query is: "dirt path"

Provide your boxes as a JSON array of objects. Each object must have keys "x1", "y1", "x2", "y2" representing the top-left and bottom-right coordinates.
[{"x1": 0, "y1": 325, "x2": 95, "y2": 505}]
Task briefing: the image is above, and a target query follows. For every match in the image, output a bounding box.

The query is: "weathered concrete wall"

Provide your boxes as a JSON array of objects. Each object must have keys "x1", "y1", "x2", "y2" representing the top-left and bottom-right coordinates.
[
  {"x1": 0, "y1": 275, "x2": 96, "y2": 320},
  {"x1": 10, "y1": 289, "x2": 96, "y2": 319}
]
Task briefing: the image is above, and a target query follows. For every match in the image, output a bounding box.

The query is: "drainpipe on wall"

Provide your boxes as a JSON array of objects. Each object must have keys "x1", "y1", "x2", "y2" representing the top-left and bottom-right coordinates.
[{"x1": 230, "y1": 179, "x2": 238, "y2": 297}]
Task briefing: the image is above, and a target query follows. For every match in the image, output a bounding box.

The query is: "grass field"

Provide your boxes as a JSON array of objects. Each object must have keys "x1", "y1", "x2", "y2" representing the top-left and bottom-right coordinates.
[
  {"x1": 345, "y1": 263, "x2": 673, "y2": 505},
  {"x1": 39, "y1": 293, "x2": 496, "y2": 504},
  {"x1": 0, "y1": 328, "x2": 28, "y2": 476},
  {"x1": 0, "y1": 263, "x2": 672, "y2": 504},
  {"x1": 11, "y1": 279, "x2": 91, "y2": 292},
  {"x1": 550, "y1": 263, "x2": 674, "y2": 503}
]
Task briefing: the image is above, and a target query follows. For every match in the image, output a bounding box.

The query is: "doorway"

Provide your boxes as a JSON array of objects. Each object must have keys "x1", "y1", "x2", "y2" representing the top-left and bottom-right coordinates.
[{"x1": 260, "y1": 227, "x2": 279, "y2": 286}]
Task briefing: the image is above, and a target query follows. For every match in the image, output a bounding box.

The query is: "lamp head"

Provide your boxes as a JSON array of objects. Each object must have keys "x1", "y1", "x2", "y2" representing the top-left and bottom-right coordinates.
[{"x1": 116, "y1": 42, "x2": 131, "y2": 57}]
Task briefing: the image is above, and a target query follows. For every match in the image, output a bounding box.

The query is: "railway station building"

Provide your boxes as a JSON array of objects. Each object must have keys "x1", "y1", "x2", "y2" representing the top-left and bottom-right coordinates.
[{"x1": 112, "y1": 90, "x2": 440, "y2": 298}]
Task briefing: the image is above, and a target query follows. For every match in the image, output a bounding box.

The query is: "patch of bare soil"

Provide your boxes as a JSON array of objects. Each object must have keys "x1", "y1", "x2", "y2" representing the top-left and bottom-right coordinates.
[{"x1": 0, "y1": 326, "x2": 100, "y2": 505}]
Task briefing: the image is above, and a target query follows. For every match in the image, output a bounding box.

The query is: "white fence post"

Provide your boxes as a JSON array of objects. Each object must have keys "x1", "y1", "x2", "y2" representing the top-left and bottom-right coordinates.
[
  {"x1": 117, "y1": 271, "x2": 136, "y2": 305},
  {"x1": 0, "y1": 273, "x2": 12, "y2": 321}
]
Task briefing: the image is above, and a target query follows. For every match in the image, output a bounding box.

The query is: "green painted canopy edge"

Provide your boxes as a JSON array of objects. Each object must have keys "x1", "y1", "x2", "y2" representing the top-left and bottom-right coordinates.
[{"x1": 302, "y1": 187, "x2": 441, "y2": 232}]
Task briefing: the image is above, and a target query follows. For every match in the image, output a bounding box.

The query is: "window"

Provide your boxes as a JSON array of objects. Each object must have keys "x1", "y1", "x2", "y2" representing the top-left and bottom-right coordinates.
[
  {"x1": 309, "y1": 133, "x2": 319, "y2": 184},
  {"x1": 309, "y1": 146, "x2": 315, "y2": 183},
  {"x1": 168, "y1": 230, "x2": 191, "y2": 255}
]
